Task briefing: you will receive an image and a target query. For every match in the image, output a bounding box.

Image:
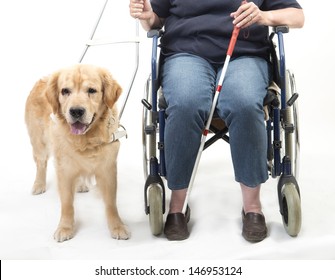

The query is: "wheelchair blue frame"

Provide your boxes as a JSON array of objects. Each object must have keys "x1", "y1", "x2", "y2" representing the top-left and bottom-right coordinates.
[
  {"x1": 272, "y1": 26, "x2": 290, "y2": 177},
  {"x1": 143, "y1": 26, "x2": 301, "y2": 235}
]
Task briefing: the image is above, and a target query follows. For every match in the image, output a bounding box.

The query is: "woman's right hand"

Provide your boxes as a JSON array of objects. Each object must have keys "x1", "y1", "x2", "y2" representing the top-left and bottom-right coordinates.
[
  {"x1": 129, "y1": 0, "x2": 164, "y2": 31},
  {"x1": 129, "y1": 0, "x2": 153, "y2": 20}
]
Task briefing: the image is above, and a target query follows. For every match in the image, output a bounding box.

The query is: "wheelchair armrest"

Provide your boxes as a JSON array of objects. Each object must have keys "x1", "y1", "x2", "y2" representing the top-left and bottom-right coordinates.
[
  {"x1": 147, "y1": 29, "x2": 164, "y2": 38},
  {"x1": 273, "y1": 26, "x2": 289, "y2": 34}
]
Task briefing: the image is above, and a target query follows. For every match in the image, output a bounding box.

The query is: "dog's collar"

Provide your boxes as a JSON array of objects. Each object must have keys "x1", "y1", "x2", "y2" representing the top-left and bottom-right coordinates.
[
  {"x1": 109, "y1": 124, "x2": 127, "y2": 143},
  {"x1": 50, "y1": 113, "x2": 57, "y2": 123}
]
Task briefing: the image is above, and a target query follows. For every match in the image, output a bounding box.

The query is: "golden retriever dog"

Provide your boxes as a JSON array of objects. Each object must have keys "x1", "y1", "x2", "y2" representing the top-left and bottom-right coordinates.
[{"x1": 25, "y1": 64, "x2": 130, "y2": 242}]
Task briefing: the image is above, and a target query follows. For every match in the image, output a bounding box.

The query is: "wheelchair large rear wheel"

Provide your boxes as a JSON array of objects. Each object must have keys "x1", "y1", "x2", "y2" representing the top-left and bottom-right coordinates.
[
  {"x1": 147, "y1": 183, "x2": 164, "y2": 235},
  {"x1": 281, "y1": 182, "x2": 301, "y2": 236},
  {"x1": 283, "y1": 70, "x2": 300, "y2": 179}
]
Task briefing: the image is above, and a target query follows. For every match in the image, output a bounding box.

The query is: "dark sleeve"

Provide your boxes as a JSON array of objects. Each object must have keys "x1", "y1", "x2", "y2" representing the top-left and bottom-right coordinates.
[
  {"x1": 151, "y1": 0, "x2": 171, "y2": 18},
  {"x1": 261, "y1": 0, "x2": 302, "y2": 11}
]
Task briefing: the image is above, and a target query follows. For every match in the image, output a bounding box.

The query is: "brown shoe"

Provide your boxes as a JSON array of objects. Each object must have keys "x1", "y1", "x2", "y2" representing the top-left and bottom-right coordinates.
[
  {"x1": 164, "y1": 206, "x2": 190, "y2": 241},
  {"x1": 242, "y1": 210, "x2": 267, "y2": 242}
]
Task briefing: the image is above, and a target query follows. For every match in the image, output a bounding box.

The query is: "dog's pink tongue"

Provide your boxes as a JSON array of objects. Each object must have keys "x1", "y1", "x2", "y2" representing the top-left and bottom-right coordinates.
[{"x1": 71, "y1": 122, "x2": 87, "y2": 135}]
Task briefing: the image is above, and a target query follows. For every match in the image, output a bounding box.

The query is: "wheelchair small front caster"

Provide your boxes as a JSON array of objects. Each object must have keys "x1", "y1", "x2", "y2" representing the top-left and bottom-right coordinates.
[
  {"x1": 280, "y1": 181, "x2": 301, "y2": 237},
  {"x1": 147, "y1": 183, "x2": 164, "y2": 236}
]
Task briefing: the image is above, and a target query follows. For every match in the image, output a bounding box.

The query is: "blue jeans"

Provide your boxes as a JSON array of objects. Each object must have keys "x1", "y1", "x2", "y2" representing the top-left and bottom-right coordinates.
[{"x1": 161, "y1": 53, "x2": 270, "y2": 190}]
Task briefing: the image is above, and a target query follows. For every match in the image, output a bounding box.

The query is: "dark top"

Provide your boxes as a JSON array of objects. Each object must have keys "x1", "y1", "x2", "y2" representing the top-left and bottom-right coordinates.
[{"x1": 151, "y1": 0, "x2": 302, "y2": 64}]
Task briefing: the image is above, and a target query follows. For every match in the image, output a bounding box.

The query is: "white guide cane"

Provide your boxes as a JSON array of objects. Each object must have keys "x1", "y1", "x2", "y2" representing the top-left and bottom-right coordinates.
[{"x1": 182, "y1": 24, "x2": 242, "y2": 214}]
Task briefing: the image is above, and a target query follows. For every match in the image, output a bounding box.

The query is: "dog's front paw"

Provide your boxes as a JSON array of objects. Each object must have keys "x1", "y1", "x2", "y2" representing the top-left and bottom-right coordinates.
[
  {"x1": 32, "y1": 183, "x2": 46, "y2": 195},
  {"x1": 110, "y1": 224, "x2": 130, "y2": 240},
  {"x1": 54, "y1": 226, "x2": 75, "y2": 242}
]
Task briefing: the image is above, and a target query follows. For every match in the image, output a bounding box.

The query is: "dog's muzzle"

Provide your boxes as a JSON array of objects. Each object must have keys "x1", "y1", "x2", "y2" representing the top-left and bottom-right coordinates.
[{"x1": 68, "y1": 107, "x2": 92, "y2": 135}]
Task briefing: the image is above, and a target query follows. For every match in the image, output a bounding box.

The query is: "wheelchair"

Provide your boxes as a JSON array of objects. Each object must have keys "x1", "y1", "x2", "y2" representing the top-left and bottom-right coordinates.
[{"x1": 142, "y1": 26, "x2": 301, "y2": 238}]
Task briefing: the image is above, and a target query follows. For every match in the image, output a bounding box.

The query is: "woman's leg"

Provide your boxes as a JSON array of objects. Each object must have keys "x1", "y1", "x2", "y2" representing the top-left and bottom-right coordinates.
[
  {"x1": 161, "y1": 53, "x2": 216, "y2": 240},
  {"x1": 161, "y1": 53, "x2": 216, "y2": 212},
  {"x1": 217, "y1": 56, "x2": 269, "y2": 241},
  {"x1": 240, "y1": 183, "x2": 267, "y2": 242},
  {"x1": 217, "y1": 56, "x2": 270, "y2": 189},
  {"x1": 240, "y1": 183, "x2": 262, "y2": 214}
]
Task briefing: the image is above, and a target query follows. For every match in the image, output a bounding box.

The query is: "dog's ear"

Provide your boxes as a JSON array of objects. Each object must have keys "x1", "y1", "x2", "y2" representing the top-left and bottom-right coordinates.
[
  {"x1": 45, "y1": 71, "x2": 61, "y2": 115},
  {"x1": 100, "y1": 69, "x2": 122, "y2": 108}
]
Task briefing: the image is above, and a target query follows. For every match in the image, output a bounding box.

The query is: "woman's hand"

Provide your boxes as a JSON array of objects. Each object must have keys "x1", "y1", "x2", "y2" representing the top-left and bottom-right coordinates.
[
  {"x1": 230, "y1": 1, "x2": 262, "y2": 29},
  {"x1": 231, "y1": 1, "x2": 304, "y2": 29},
  {"x1": 129, "y1": 0, "x2": 153, "y2": 20},
  {"x1": 129, "y1": 0, "x2": 164, "y2": 31}
]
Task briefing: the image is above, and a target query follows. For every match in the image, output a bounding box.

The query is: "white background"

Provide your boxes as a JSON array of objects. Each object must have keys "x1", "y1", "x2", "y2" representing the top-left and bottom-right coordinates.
[{"x1": 0, "y1": 0, "x2": 334, "y2": 273}]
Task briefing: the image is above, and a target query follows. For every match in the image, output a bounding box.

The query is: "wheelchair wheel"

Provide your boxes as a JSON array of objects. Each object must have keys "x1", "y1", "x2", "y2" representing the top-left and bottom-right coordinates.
[
  {"x1": 147, "y1": 183, "x2": 164, "y2": 235},
  {"x1": 142, "y1": 75, "x2": 157, "y2": 179},
  {"x1": 281, "y1": 182, "x2": 301, "y2": 237},
  {"x1": 282, "y1": 70, "x2": 300, "y2": 179}
]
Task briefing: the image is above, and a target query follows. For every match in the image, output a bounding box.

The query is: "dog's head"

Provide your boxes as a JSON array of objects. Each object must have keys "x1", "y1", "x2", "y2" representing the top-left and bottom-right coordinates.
[{"x1": 46, "y1": 64, "x2": 122, "y2": 135}]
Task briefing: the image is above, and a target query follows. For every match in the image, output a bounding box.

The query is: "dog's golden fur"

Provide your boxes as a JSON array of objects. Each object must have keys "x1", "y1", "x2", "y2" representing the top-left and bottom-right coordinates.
[{"x1": 25, "y1": 64, "x2": 130, "y2": 242}]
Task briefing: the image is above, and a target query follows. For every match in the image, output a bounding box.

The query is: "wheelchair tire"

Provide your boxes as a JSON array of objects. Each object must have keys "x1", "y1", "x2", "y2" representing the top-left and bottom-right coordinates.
[
  {"x1": 281, "y1": 182, "x2": 301, "y2": 237},
  {"x1": 283, "y1": 70, "x2": 300, "y2": 179},
  {"x1": 148, "y1": 183, "x2": 164, "y2": 236}
]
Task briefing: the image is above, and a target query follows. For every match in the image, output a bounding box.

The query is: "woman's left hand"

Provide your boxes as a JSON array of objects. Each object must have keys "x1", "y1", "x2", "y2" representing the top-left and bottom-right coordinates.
[{"x1": 230, "y1": 2, "x2": 262, "y2": 28}]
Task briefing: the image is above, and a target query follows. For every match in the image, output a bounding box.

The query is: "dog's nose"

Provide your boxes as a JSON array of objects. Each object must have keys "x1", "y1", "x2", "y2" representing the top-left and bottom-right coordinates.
[{"x1": 69, "y1": 107, "x2": 85, "y2": 119}]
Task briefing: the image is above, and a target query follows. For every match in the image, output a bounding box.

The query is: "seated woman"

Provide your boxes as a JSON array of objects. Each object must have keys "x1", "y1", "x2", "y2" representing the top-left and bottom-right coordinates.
[{"x1": 129, "y1": 0, "x2": 304, "y2": 242}]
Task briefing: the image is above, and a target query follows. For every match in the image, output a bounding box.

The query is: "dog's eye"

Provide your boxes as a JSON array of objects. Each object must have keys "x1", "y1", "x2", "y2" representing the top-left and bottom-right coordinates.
[
  {"x1": 61, "y1": 88, "x2": 71, "y2": 95},
  {"x1": 88, "y1": 88, "x2": 97, "y2": 94}
]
